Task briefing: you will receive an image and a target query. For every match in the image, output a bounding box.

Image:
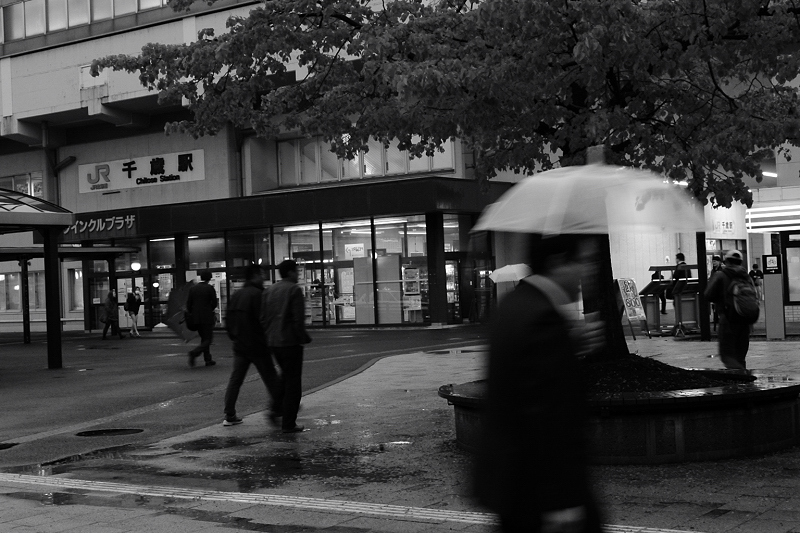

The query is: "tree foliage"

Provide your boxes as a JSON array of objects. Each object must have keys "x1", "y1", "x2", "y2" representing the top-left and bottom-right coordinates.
[{"x1": 93, "y1": 0, "x2": 800, "y2": 207}]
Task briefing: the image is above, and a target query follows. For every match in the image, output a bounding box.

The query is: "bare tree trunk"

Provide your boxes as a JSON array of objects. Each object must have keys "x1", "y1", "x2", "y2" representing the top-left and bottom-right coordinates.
[{"x1": 582, "y1": 234, "x2": 630, "y2": 361}]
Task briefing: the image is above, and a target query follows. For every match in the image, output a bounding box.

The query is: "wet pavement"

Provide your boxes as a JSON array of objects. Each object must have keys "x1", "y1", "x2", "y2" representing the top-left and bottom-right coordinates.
[{"x1": 3, "y1": 328, "x2": 800, "y2": 532}]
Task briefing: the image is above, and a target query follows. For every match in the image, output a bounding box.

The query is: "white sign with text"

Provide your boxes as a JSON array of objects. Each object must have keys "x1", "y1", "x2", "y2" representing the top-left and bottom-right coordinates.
[{"x1": 78, "y1": 150, "x2": 205, "y2": 193}]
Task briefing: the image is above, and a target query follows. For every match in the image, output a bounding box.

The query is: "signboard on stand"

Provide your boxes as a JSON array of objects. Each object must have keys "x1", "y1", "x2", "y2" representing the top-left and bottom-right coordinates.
[{"x1": 617, "y1": 278, "x2": 649, "y2": 338}]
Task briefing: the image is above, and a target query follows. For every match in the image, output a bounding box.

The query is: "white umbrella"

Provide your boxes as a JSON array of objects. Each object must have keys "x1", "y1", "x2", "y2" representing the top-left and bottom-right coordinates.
[
  {"x1": 472, "y1": 164, "x2": 705, "y2": 235},
  {"x1": 489, "y1": 263, "x2": 533, "y2": 283}
]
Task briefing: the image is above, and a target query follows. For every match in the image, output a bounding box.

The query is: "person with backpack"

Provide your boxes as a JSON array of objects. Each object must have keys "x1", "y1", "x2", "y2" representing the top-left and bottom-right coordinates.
[{"x1": 704, "y1": 250, "x2": 759, "y2": 370}]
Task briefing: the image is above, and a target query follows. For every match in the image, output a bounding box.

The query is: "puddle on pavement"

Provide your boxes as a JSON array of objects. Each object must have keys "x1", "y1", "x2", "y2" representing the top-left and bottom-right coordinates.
[{"x1": 171, "y1": 436, "x2": 263, "y2": 451}]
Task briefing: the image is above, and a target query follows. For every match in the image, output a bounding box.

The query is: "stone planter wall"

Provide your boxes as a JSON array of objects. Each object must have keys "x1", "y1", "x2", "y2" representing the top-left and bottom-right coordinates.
[{"x1": 439, "y1": 378, "x2": 800, "y2": 464}]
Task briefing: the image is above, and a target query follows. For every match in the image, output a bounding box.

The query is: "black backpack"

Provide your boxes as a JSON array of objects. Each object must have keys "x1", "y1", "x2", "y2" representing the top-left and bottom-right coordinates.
[{"x1": 724, "y1": 272, "x2": 760, "y2": 324}]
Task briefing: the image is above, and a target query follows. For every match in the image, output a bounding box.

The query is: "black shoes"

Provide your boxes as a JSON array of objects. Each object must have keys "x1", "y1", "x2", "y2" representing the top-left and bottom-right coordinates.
[
  {"x1": 267, "y1": 411, "x2": 282, "y2": 428},
  {"x1": 205, "y1": 360, "x2": 216, "y2": 366},
  {"x1": 282, "y1": 425, "x2": 304, "y2": 433},
  {"x1": 223, "y1": 417, "x2": 243, "y2": 426}
]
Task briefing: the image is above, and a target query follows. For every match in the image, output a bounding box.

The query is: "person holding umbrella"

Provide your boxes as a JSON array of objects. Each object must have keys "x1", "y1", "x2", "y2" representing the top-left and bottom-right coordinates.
[{"x1": 475, "y1": 234, "x2": 605, "y2": 533}]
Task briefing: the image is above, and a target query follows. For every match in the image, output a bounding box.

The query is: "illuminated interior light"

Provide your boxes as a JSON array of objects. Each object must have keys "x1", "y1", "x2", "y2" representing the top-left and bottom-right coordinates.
[{"x1": 762, "y1": 171, "x2": 778, "y2": 178}]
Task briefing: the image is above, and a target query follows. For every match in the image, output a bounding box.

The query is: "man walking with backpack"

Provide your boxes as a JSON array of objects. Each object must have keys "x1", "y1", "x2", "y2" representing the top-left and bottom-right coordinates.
[{"x1": 704, "y1": 250, "x2": 759, "y2": 370}]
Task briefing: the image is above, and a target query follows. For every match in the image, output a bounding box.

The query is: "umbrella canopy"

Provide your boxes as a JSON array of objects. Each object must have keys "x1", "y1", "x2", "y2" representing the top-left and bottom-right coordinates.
[
  {"x1": 489, "y1": 263, "x2": 533, "y2": 283},
  {"x1": 472, "y1": 164, "x2": 705, "y2": 235},
  {"x1": 165, "y1": 281, "x2": 198, "y2": 343}
]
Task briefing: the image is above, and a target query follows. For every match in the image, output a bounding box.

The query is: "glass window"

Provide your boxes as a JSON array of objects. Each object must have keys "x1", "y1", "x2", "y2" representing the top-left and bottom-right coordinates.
[
  {"x1": 187, "y1": 235, "x2": 225, "y2": 270},
  {"x1": 14, "y1": 176, "x2": 27, "y2": 194},
  {"x1": 47, "y1": 0, "x2": 67, "y2": 31},
  {"x1": 0, "y1": 273, "x2": 6, "y2": 311},
  {"x1": 139, "y1": 0, "x2": 161, "y2": 9},
  {"x1": 319, "y1": 144, "x2": 339, "y2": 182},
  {"x1": 432, "y1": 139, "x2": 454, "y2": 170},
  {"x1": 363, "y1": 139, "x2": 383, "y2": 177},
  {"x1": 443, "y1": 214, "x2": 460, "y2": 252},
  {"x1": 24, "y1": 0, "x2": 45, "y2": 36},
  {"x1": 785, "y1": 245, "x2": 799, "y2": 285},
  {"x1": 67, "y1": 0, "x2": 89, "y2": 26},
  {"x1": 114, "y1": 239, "x2": 147, "y2": 272},
  {"x1": 149, "y1": 238, "x2": 175, "y2": 269},
  {"x1": 114, "y1": 0, "x2": 137, "y2": 15},
  {"x1": 28, "y1": 271, "x2": 45, "y2": 309},
  {"x1": 3, "y1": 3, "x2": 24, "y2": 41},
  {"x1": 300, "y1": 138, "x2": 318, "y2": 184},
  {"x1": 5, "y1": 272, "x2": 21, "y2": 311},
  {"x1": 386, "y1": 143, "x2": 405, "y2": 175},
  {"x1": 278, "y1": 140, "x2": 298, "y2": 186},
  {"x1": 69, "y1": 268, "x2": 84, "y2": 311},
  {"x1": 227, "y1": 229, "x2": 271, "y2": 271},
  {"x1": 31, "y1": 175, "x2": 43, "y2": 197},
  {"x1": 0, "y1": 177, "x2": 12, "y2": 191},
  {"x1": 407, "y1": 136, "x2": 426, "y2": 172},
  {"x1": 328, "y1": 220, "x2": 370, "y2": 324},
  {"x1": 92, "y1": 0, "x2": 112, "y2": 21},
  {"x1": 341, "y1": 155, "x2": 360, "y2": 180}
]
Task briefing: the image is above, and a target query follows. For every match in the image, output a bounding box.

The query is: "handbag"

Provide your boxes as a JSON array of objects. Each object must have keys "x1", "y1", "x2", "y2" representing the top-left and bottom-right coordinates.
[
  {"x1": 99, "y1": 307, "x2": 108, "y2": 323},
  {"x1": 184, "y1": 310, "x2": 198, "y2": 331}
]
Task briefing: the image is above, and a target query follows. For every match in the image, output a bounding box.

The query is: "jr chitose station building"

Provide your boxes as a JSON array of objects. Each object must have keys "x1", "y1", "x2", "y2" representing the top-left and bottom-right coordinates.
[
  {"x1": 0, "y1": 0, "x2": 516, "y2": 332},
  {"x1": 4, "y1": 0, "x2": 800, "y2": 335}
]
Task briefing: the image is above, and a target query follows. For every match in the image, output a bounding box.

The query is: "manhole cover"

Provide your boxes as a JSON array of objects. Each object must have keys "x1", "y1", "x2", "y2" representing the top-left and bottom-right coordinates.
[
  {"x1": 75, "y1": 429, "x2": 143, "y2": 437},
  {"x1": 0, "y1": 443, "x2": 18, "y2": 450}
]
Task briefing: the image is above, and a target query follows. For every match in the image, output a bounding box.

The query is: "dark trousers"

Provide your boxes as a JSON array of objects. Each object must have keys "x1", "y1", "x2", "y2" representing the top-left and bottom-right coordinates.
[
  {"x1": 189, "y1": 323, "x2": 214, "y2": 362},
  {"x1": 272, "y1": 345, "x2": 304, "y2": 429},
  {"x1": 102, "y1": 319, "x2": 123, "y2": 338},
  {"x1": 718, "y1": 315, "x2": 750, "y2": 370},
  {"x1": 224, "y1": 349, "x2": 282, "y2": 420}
]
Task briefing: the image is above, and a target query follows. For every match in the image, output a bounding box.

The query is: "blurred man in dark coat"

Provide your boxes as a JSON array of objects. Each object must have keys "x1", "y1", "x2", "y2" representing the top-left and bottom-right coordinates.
[
  {"x1": 186, "y1": 269, "x2": 218, "y2": 367},
  {"x1": 475, "y1": 234, "x2": 604, "y2": 533},
  {"x1": 222, "y1": 263, "x2": 283, "y2": 427}
]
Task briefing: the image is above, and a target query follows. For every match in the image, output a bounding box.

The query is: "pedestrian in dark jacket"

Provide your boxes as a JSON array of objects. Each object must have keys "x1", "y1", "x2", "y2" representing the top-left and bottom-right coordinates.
[
  {"x1": 186, "y1": 270, "x2": 218, "y2": 367},
  {"x1": 101, "y1": 291, "x2": 125, "y2": 340},
  {"x1": 475, "y1": 234, "x2": 605, "y2": 533},
  {"x1": 261, "y1": 259, "x2": 311, "y2": 434},
  {"x1": 704, "y1": 249, "x2": 752, "y2": 370},
  {"x1": 222, "y1": 263, "x2": 283, "y2": 427}
]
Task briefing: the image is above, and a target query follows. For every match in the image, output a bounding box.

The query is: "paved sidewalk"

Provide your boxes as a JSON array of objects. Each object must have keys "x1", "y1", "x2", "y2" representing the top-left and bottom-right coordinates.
[{"x1": 2, "y1": 335, "x2": 800, "y2": 532}]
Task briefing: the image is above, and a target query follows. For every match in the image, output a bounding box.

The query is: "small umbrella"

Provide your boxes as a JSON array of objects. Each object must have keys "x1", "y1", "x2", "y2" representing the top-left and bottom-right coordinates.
[
  {"x1": 165, "y1": 281, "x2": 198, "y2": 343},
  {"x1": 472, "y1": 164, "x2": 705, "y2": 235},
  {"x1": 489, "y1": 263, "x2": 533, "y2": 283}
]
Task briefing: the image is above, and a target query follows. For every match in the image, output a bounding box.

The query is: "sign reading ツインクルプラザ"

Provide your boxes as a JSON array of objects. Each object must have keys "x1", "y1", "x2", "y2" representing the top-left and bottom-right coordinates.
[{"x1": 78, "y1": 150, "x2": 205, "y2": 193}]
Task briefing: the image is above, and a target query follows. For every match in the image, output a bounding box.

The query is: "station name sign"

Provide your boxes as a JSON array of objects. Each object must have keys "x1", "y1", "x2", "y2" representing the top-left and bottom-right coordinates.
[{"x1": 78, "y1": 150, "x2": 205, "y2": 193}]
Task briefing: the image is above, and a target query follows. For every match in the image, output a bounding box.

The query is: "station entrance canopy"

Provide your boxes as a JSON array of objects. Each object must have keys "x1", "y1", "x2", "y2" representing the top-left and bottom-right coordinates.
[{"x1": 0, "y1": 188, "x2": 75, "y2": 369}]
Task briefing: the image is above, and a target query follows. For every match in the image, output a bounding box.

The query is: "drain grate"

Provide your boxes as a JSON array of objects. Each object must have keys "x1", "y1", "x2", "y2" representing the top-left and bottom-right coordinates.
[
  {"x1": 0, "y1": 443, "x2": 18, "y2": 450},
  {"x1": 75, "y1": 429, "x2": 143, "y2": 437}
]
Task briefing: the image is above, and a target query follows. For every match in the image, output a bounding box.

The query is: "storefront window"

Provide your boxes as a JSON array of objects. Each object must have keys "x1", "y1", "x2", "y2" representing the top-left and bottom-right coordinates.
[
  {"x1": 787, "y1": 248, "x2": 800, "y2": 302},
  {"x1": 227, "y1": 229, "x2": 271, "y2": 271},
  {"x1": 69, "y1": 268, "x2": 84, "y2": 311},
  {"x1": 188, "y1": 234, "x2": 225, "y2": 269},
  {"x1": 27, "y1": 271, "x2": 45, "y2": 309},
  {"x1": 150, "y1": 238, "x2": 175, "y2": 269},
  {"x1": 4, "y1": 273, "x2": 21, "y2": 311},
  {"x1": 114, "y1": 239, "x2": 147, "y2": 272},
  {"x1": 330, "y1": 219, "x2": 371, "y2": 324},
  {"x1": 443, "y1": 214, "x2": 460, "y2": 252}
]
